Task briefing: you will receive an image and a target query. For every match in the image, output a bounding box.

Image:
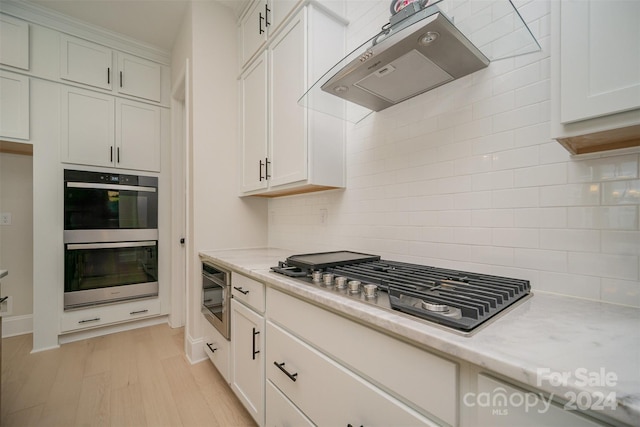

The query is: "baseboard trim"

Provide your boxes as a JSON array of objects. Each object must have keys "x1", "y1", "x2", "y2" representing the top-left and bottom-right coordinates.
[
  {"x1": 1, "y1": 314, "x2": 33, "y2": 338},
  {"x1": 185, "y1": 333, "x2": 207, "y2": 365}
]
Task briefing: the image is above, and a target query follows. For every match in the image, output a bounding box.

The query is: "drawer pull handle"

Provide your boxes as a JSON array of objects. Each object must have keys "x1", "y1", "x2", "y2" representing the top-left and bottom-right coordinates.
[
  {"x1": 79, "y1": 317, "x2": 100, "y2": 324},
  {"x1": 252, "y1": 328, "x2": 260, "y2": 360},
  {"x1": 206, "y1": 342, "x2": 217, "y2": 353},
  {"x1": 233, "y1": 286, "x2": 249, "y2": 295},
  {"x1": 130, "y1": 309, "x2": 148, "y2": 315},
  {"x1": 274, "y1": 361, "x2": 298, "y2": 382}
]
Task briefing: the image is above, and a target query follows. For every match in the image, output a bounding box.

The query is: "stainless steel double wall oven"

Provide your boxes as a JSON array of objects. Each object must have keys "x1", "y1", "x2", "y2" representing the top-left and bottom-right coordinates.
[{"x1": 63, "y1": 169, "x2": 159, "y2": 310}]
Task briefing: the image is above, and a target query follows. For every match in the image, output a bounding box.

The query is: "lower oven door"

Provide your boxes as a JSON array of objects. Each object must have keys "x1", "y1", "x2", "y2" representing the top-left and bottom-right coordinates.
[
  {"x1": 202, "y1": 263, "x2": 230, "y2": 340},
  {"x1": 64, "y1": 240, "x2": 159, "y2": 310}
]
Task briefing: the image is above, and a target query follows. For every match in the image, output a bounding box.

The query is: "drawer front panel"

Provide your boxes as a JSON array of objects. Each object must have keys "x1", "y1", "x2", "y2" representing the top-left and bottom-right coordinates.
[
  {"x1": 60, "y1": 298, "x2": 160, "y2": 332},
  {"x1": 266, "y1": 380, "x2": 314, "y2": 427},
  {"x1": 267, "y1": 288, "x2": 458, "y2": 425},
  {"x1": 267, "y1": 321, "x2": 436, "y2": 426},
  {"x1": 232, "y1": 272, "x2": 265, "y2": 313}
]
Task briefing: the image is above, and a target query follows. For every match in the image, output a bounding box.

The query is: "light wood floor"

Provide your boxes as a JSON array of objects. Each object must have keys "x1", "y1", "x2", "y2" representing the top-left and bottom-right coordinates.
[{"x1": 1, "y1": 324, "x2": 256, "y2": 427}]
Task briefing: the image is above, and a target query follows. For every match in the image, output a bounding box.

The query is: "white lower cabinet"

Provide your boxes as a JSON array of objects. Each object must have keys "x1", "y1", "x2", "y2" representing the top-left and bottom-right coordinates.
[
  {"x1": 267, "y1": 320, "x2": 437, "y2": 426},
  {"x1": 266, "y1": 380, "x2": 314, "y2": 427},
  {"x1": 231, "y1": 298, "x2": 265, "y2": 426},
  {"x1": 202, "y1": 318, "x2": 231, "y2": 383},
  {"x1": 475, "y1": 374, "x2": 607, "y2": 427}
]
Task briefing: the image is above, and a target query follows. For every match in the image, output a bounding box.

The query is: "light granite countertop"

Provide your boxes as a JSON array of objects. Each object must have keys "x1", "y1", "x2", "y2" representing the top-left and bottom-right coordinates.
[{"x1": 200, "y1": 248, "x2": 640, "y2": 426}]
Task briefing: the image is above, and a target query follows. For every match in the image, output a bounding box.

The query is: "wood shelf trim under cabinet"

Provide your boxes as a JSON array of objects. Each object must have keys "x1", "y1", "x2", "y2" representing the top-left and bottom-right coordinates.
[
  {"x1": 0, "y1": 140, "x2": 33, "y2": 156},
  {"x1": 557, "y1": 124, "x2": 640, "y2": 155}
]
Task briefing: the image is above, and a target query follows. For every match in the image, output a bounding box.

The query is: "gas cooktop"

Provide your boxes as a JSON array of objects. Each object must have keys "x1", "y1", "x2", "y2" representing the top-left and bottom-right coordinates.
[{"x1": 271, "y1": 251, "x2": 531, "y2": 334}]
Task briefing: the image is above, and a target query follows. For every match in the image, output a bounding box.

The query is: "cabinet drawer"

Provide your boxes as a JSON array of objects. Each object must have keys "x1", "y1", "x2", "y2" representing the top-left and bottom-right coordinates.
[
  {"x1": 267, "y1": 288, "x2": 458, "y2": 425},
  {"x1": 266, "y1": 380, "x2": 314, "y2": 427},
  {"x1": 267, "y1": 321, "x2": 437, "y2": 426},
  {"x1": 60, "y1": 298, "x2": 160, "y2": 332},
  {"x1": 232, "y1": 273, "x2": 265, "y2": 313},
  {"x1": 203, "y1": 318, "x2": 231, "y2": 383}
]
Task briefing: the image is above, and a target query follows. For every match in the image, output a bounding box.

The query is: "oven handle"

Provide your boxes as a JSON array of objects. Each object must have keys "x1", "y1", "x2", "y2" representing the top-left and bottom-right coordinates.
[
  {"x1": 66, "y1": 182, "x2": 157, "y2": 193},
  {"x1": 67, "y1": 241, "x2": 157, "y2": 250}
]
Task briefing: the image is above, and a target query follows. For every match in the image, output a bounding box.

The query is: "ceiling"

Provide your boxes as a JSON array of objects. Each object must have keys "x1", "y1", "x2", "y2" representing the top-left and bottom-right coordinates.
[{"x1": 25, "y1": 0, "x2": 250, "y2": 51}]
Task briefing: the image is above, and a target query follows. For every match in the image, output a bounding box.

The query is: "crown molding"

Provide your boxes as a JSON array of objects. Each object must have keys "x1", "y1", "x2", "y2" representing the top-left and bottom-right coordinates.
[{"x1": 0, "y1": 0, "x2": 171, "y2": 64}]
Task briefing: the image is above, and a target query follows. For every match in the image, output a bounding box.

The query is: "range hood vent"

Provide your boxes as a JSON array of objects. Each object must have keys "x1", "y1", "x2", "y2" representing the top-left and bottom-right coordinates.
[{"x1": 300, "y1": 0, "x2": 541, "y2": 123}]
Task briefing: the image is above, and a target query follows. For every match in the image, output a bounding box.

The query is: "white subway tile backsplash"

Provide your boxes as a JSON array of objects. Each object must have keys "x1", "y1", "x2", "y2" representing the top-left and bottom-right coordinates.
[
  {"x1": 471, "y1": 130, "x2": 514, "y2": 155},
  {"x1": 601, "y1": 278, "x2": 640, "y2": 307},
  {"x1": 540, "y1": 229, "x2": 600, "y2": 252},
  {"x1": 602, "y1": 180, "x2": 640, "y2": 205},
  {"x1": 514, "y1": 248, "x2": 567, "y2": 273},
  {"x1": 568, "y1": 252, "x2": 639, "y2": 281},
  {"x1": 567, "y1": 154, "x2": 638, "y2": 183},
  {"x1": 537, "y1": 271, "x2": 601, "y2": 300},
  {"x1": 514, "y1": 163, "x2": 567, "y2": 187},
  {"x1": 514, "y1": 79, "x2": 550, "y2": 108},
  {"x1": 473, "y1": 170, "x2": 514, "y2": 191},
  {"x1": 514, "y1": 207, "x2": 567, "y2": 228},
  {"x1": 568, "y1": 206, "x2": 638, "y2": 230},
  {"x1": 492, "y1": 103, "x2": 543, "y2": 133},
  {"x1": 540, "y1": 183, "x2": 600, "y2": 207},
  {"x1": 491, "y1": 145, "x2": 539, "y2": 171},
  {"x1": 268, "y1": 0, "x2": 640, "y2": 307},
  {"x1": 492, "y1": 187, "x2": 539, "y2": 208},
  {"x1": 602, "y1": 231, "x2": 640, "y2": 256},
  {"x1": 492, "y1": 228, "x2": 539, "y2": 248}
]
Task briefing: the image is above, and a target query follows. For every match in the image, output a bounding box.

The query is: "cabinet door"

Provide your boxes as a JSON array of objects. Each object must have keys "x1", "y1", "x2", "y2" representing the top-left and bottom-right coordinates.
[
  {"x1": 0, "y1": 14, "x2": 29, "y2": 70},
  {"x1": 268, "y1": 12, "x2": 307, "y2": 188},
  {"x1": 240, "y1": 52, "x2": 269, "y2": 193},
  {"x1": 560, "y1": 0, "x2": 640, "y2": 123},
  {"x1": 0, "y1": 70, "x2": 29, "y2": 140},
  {"x1": 241, "y1": 0, "x2": 268, "y2": 67},
  {"x1": 61, "y1": 86, "x2": 114, "y2": 167},
  {"x1": 116, "y1": 98, "x2": 161, "y2": 172},
  {"x1": 117, "y1": 52, "x2": 162, "y2": 102},
  {"x1": 60, "y1": 34, "x2": 113, "y2": 90},
  {"x1": 268, "y1": 0, "x2": 298, "y2": 34},
  {"x1": 231, "y1": 299, "x2": 264, "y2": 425}
]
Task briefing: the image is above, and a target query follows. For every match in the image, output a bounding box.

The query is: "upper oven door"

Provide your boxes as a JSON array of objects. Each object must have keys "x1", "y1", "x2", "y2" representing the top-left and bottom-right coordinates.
[{"x1": 64, "y1": 169, "x2": 158, "y2": 233}]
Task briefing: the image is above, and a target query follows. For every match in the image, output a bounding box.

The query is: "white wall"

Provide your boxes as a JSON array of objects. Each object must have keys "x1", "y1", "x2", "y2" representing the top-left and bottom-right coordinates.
[
  {"x1": 0, "y1": 151, "x2": 33, "y2": 334},
  {"x1": 268, "y1": 0, "x2": 640, "y2": 307},
  {"x1": 172, "y1": 0, "x2": 268, "y2": 359}
]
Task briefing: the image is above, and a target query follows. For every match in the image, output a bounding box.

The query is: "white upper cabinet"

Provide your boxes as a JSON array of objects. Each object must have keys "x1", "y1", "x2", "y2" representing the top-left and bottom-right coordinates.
[
  {"x1": 60, "y1": 34, "x2": 163, "y2": 103},
  {"x1": 239, "y1": 4, "x2": 346, "y2": 197},
  {"x1": 116, "y1": 52, "x2": 162, "y2": 102},
  {"x1": 239, "y1": 0, "x2": 298, "y2": 69},
  {"x1": 551, "y1": 0, "x2": 640, "y2": 154},
  {"x1": 240, "y1": 52, "x2": 269, "y2": 193},
  {"x1": 559, "y1": 0, "x2": 640, "y2": 124},
  {"x1": 61, "y1": 85, "x2": 161, "y2": 172},
  {"x1": 0, "y1": 70, "x2": 30, "y2": 140},
  {"x1": 0, "y1": 14, "x2": 30, "y2": 70},
  {"x1": 60, "y1": 34, "x2": 113, "y2": 91}
]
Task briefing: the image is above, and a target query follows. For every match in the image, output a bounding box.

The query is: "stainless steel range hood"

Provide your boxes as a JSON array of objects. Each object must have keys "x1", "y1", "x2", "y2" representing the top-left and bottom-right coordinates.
[
  {"x1": 300, "y1": 0, "x2": 541, "y2": 123},
  {"x1": 321, "y1": 7, "x2": 489, "y2": 112}
]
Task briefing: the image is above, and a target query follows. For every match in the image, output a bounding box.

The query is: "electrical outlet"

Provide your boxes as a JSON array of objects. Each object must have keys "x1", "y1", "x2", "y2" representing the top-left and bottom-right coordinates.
[
  {"x1": 320, "y1": 208, "x2": 328, "y2": 225},
  {"x1": 0, "y1": 296, "x2": 13, "y2": 316},
  {"x1": 0, "y1": 212, "x2": 11, "y2": 226}
]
